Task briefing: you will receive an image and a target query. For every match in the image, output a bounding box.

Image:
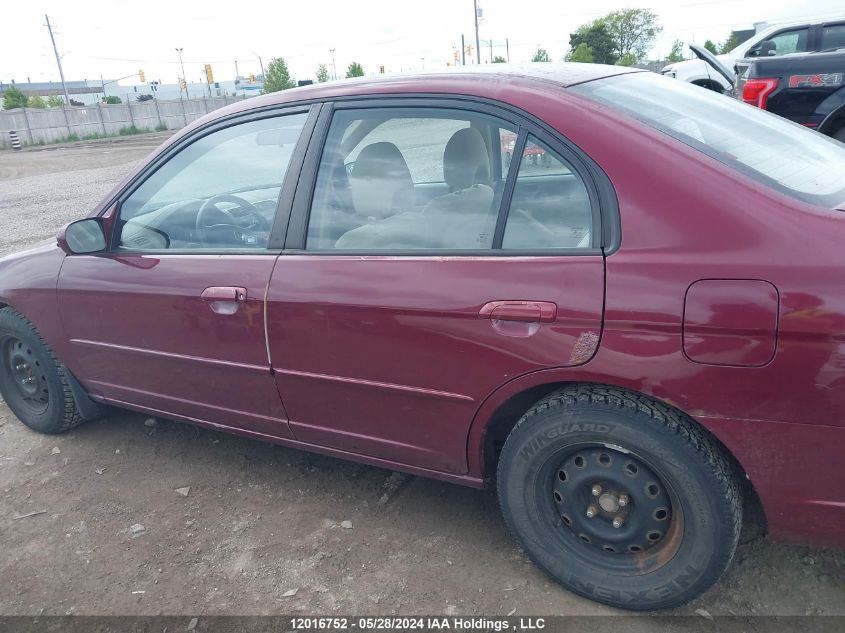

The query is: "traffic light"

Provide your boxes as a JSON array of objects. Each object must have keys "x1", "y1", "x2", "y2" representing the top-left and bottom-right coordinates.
[
  {"x1": 249, "y1": 73, "x2": 255, "y2": 82},
  {"x1": 179, "y1": 77, "x2": 187, "y2": 91},
  {"x1": 379, "y1": 65, "x2": 385, "y2": 74},
  {"x1": 138, "y1": 68, "x2": 146, "y2": 83},
  {"x1": 204, "y1": 64, "x2": 214, "y2": 84}
]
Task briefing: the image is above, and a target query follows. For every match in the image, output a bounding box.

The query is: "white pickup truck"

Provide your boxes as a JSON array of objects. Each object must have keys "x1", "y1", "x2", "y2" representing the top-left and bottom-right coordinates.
[{"x1": 661, "y1": 17, "x2": 845, "y2": 92}]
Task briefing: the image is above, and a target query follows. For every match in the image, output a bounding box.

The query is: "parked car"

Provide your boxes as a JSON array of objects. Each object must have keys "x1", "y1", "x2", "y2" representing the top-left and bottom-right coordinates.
[
  {"x1": 690, "y1": 44, "x2": 845, "y2": 140},
  {"x1": 2, "y1": 64, "x2": 845, "y2": 611},
  {"x1": 661, "y1": 16, "x2": 845, "y2": 92}
]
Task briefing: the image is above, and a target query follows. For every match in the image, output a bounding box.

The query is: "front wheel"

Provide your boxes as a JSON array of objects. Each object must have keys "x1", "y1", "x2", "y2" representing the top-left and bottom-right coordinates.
[
  {"x1": 0, "y1": 307, "x2": 85, "y2": 434},
  {"x1": 497, "y1": 385, "x2": 742, "y2": 610}
]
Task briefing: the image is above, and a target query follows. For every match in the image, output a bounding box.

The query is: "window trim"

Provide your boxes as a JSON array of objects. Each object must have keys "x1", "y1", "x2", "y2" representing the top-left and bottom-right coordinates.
[
  {"x1": 104, "y1": 103, "x2": 321, "y2": 256},
  {"x1": 280, "y1": 94, "x2": 619, "y2": 256}
]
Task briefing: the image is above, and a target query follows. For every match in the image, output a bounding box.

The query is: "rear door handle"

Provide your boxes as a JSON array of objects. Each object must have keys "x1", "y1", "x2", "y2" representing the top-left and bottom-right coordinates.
[
  {"x1": 201, "y1": 286, "x2": 247, "y2": 314},
  {"x1": 479, "y1": 300, "x2": 557, "y2": 323}
]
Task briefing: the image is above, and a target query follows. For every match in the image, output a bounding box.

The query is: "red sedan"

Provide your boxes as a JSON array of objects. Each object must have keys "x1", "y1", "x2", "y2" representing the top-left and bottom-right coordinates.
[{"x1": 2, "y1": 64, "x2": 844, "y2": 610}]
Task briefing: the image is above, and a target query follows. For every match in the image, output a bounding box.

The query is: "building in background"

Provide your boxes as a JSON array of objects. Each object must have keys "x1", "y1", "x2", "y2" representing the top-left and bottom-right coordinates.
[{"x1": 1, "y1": 75, "x2": 264, "y2": 106}]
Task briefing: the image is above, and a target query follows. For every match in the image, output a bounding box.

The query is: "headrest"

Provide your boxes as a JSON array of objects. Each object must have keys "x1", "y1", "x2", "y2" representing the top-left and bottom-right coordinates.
[
  {"x1": 349, "y1": 142, "x2": 414, "y2": 218},
  {"x1": 443, "y1": 127, "x2": 490, "y2": 190}
]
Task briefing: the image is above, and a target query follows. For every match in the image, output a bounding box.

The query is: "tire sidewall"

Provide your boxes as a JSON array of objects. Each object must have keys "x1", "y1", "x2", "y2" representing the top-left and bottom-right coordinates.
[
  {"x1": 0, "y1": 310, "x2": 66, "y2": 433},
  {"x1": 498, "y1": 398, "x2": 737, "y2": 610}
]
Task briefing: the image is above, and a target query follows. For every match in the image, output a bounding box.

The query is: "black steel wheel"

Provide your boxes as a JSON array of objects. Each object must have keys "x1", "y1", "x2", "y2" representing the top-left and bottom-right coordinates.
[
  {"x1": 2, "y1": 336, "x2": 50, "y2": 416},
  {"x1": 0, "y1": 308, "x2": 85, "y2": 434},
  {"x1": 550, "y1": 445, "x2": 680, "y2": 562},
  {"x1": 497, "y1": 385, "x2": 742, "y2": 610}
]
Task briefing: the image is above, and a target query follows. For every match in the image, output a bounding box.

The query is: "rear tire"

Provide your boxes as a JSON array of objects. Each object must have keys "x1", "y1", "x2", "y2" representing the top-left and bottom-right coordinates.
[
  {"x1": 0, "y1": 307, "x2": 85, "y2": 434},
  {"x1": 497, "y1": 385, "x2": 742, "y2": 610}
]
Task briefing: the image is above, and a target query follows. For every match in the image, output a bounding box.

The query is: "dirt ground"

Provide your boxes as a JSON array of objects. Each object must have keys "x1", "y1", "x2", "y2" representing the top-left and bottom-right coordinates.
[{"x1": 0, "y1": 137, "x2": 843, "y2": 619}]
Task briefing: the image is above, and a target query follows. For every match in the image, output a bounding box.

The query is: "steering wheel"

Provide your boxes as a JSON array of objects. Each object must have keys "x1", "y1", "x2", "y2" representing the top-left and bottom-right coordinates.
[{"x1": 196, "y1": 194, "x2": 270, "y2": 246}]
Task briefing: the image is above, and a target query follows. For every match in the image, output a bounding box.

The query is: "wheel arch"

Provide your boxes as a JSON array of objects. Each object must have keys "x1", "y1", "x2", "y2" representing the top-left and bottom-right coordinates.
[
  {"x1": 818, "y1": 104, "x2": 845, "y2": 138},
  {"x1": 0, "y1": 303, "x2": 106, "y2": 422},
  {"x1": 467, "y1": 374, "x2": 766, "y2": 532}
]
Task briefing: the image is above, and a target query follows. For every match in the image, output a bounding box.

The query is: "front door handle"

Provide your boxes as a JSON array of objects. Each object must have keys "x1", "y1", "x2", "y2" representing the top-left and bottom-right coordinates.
[
  {"x1": 479, "y1": 300, "x2": 558, "y2": 323},
  {"x1": 201, "y1": 286, "x2": 247, "y2": 314}
]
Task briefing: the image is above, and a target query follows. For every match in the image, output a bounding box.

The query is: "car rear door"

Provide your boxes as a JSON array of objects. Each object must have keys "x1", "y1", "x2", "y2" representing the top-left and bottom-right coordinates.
[
  {"x1": 57, "y1": 106, "x2": 318, "y2": 437},
  {"x1": 265, "y1": 99, "x2": 610, "y2": 474}
]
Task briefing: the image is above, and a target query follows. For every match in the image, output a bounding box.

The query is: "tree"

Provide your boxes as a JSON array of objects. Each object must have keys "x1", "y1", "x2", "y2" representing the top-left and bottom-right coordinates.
[
  {"x1": 3, "y1": 85, "x2": 28, "y2": 110},
  {"x1": 102, "y1": 95, "x2": 121, "y2": 104},
  {"x1": 703, "y1": 39, "x2": 718, "y2": 55},
  {"x1": 665, "y1": 39, "x2": 685, "y2": 63},
  {"x1": 27, "y1": 95, "x2": 47, "y2": 108},
  {"x1": 492, "y1": 55, "x2": 507, "y2": 63},
  {"x1": 616, "y1": 53, "x2": 637, "y2": 66},
  {"x1": 531, "y1": 48, "x2": 551, "y2": 62},
  {"x1": 602, "y1": 8, "x2": 662, "y2": 63},
  {"x1": 316, "y1": 63, "x2": 330, "y2": 82},
  {"x1": 569, "y1": 22, "x2": 619, "y2": 65},
  {"x1": 263, "y1": 57, "x2": 296, "y2": 93},
  {"x1": 345, "y1": 62, "x2": 365, "y2": 78},
  {"x1": 719, "y1": 33, "x2": 739, "y2": 54},
  {"x1": 46, "y1": 95, "x2": 64, "y2": 107},
  {"x1": 566, "y1": 43, "x2": 594, "y2": 63}
]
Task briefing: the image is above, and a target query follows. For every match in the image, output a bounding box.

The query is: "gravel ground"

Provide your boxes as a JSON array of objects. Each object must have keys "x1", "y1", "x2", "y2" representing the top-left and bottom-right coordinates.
[{"x1": 0, "y1": 137, "x2": 843, "y2": 621}]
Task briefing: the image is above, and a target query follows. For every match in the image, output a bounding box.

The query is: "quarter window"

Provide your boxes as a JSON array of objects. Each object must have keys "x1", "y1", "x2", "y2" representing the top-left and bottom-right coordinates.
[
  {"x1": 305, "y1": 108, "x2": 594, "y2": 251},
  {"x1": 117, "y1": 113, "x2": 307, "y2": 250},
  {"x1": 503, "y1": 136, "x2": 592, "y2": 249}
]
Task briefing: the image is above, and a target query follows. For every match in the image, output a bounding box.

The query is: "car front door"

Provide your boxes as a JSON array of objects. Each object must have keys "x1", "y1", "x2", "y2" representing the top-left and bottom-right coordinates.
[
  {"x1": 265, "y1": 100, "x2": 609, "y2": 473},
  {"x1": 57, "y1": 108, "x2": 315, "y2": 437}
]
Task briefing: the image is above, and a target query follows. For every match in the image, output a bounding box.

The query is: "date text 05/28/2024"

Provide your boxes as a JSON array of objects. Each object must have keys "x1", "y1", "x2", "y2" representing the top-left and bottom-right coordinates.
[{"x1": 289, "y1": 618, "x2": 547, "y2": 631}]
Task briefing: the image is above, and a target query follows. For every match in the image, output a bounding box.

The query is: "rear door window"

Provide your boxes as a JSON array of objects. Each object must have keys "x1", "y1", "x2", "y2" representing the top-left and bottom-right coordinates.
[{"x1": 305, "y1": 107, "x2": 516, "y2": 250}]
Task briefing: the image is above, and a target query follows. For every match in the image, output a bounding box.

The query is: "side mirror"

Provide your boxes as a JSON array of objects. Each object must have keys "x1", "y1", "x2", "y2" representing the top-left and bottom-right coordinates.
[{"x1": 58, "y1": 218, "x2": 107, "y2": 254}]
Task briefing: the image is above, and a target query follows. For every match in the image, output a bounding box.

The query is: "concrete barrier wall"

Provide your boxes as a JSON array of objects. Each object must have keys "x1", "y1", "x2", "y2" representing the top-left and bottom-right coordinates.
[{"x1": 0, "y1": 96, "x2": 247, "y2": 148}]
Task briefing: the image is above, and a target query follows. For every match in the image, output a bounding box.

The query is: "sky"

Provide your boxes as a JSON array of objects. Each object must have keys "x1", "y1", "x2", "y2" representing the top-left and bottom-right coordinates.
[{"x1": 1, "y1": 0, "x2": 843, "y2": 89}]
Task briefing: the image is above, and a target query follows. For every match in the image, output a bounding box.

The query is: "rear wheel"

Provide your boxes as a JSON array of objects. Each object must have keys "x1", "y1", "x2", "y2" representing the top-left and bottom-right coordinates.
[
  {"x1": 497, "y1": 385, "x2": 742, "y2": 610},
  {"x1": 0, "y1": 308, "x2": 85, "y2": 434}
]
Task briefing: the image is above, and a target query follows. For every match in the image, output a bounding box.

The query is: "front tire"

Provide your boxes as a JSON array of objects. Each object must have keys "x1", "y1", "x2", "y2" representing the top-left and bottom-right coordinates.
[
  {"x1": 497, "y1": 385, "x2": 742, "y2": 610},
  {"x1": 0, "y1": 307, "x2": 85, "y2": 434}
]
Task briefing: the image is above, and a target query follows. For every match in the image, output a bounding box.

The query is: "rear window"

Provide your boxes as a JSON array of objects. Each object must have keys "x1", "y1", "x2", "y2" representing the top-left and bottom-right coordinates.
[{"x1": 570, "y1": 72, "x2": 845, "y2": 209}]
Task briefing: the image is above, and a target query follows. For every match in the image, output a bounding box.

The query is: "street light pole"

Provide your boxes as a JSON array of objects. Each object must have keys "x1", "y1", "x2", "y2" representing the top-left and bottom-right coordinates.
[
  {"x1": 176, "y1": 47, "x2": 189, "y2": 98},
  {"x1": 329, "y1": 49, "x2": 337, "y2": 80},
  {"x1": 473, "y1": 0, "x2": 481, "y2": 65},
  {"x1": 44, "y1": 14, "x2": 70, "y2": 105}
]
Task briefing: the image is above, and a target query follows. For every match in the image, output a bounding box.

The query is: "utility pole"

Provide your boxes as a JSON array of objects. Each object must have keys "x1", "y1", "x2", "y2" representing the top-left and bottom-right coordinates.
[
  {"x1": 329, "y1": 49, "x2": 337, "y2": 80},
  {"x1": 473, "y1": 0, "x2": 481, "y2": 65},
  {"x1": 506, "y1": 38, "x2": 510, "y2": 62},
  {"x1": 461, "y1": 34, "x2": 466, "y2": 66},
  {"x1": 44, "y1": 15, "x2": 70, "y2": 105},
  {"x1": 489, "y1": 40, "x2": 493, "y2": 63},
  {"x1": 252, "y1": 52, "x2": 265, "y2": 78},
  {"x1": 176, "y1": 47, "x2": 189, "y2": 98}
]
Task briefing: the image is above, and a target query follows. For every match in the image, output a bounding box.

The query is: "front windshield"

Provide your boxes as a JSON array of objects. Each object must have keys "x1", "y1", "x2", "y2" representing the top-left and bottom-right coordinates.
[{"x1": 570, "y1": 72, "x2": 845, "y2": 209}]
